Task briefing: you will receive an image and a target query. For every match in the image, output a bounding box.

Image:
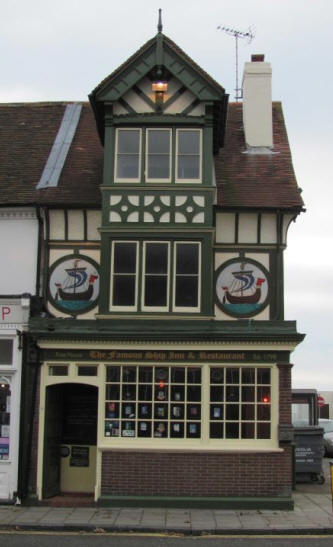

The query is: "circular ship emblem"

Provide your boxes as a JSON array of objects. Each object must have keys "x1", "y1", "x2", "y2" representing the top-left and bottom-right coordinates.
[
  {"x1": 48, "y1": 255, "x2": 99, "y2": 315},
  {"x1": 215, "y1": 259, "x2": 269, "y2": 318}
]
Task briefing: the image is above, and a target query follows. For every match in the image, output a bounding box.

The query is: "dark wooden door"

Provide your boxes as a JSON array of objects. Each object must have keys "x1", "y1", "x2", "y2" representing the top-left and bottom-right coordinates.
[{"x1": 42, "y1": 386, "x2": 63, "y2": 498}]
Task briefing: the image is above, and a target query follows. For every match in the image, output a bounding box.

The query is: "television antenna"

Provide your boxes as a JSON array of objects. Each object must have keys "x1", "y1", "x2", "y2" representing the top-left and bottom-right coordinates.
[{"x1": 217, "y1": 26, "x2": 255, "y2": 101}]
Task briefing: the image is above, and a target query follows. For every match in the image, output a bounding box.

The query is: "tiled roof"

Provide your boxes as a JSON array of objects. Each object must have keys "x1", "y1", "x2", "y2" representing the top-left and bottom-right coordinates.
[
  {"x1": 0, "y1": 101, "x2": 303, "y2": 210},
  {"x1": 0, "y1": 102, "x2": 103, "y2": 206},
  {"x1": 215, "y1": 102, "x2": 304, "y2": 209}
]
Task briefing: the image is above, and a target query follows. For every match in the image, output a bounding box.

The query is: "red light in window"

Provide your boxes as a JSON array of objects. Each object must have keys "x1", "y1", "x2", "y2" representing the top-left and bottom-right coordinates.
[
  {"x1": 262, "y1": 396, "x2": 270, "y2": 404},
  {"x1": 159, "y1": 381, "x2": 165, "y2": 388}
]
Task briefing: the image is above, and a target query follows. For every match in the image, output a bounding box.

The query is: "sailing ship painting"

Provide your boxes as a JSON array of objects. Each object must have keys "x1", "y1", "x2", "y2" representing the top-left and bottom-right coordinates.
[
  {"x1": 49, "y1": 256, "x2": 99, "y2": 314},
  {"x1": 216, "y1": 260, "x2": 268, "y2": 317}
]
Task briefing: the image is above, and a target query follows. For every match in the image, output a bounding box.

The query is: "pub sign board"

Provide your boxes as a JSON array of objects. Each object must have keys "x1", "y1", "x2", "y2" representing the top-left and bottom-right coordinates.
[{"x1": 41, "y1": 348, "x2": 290, "y2": 363}]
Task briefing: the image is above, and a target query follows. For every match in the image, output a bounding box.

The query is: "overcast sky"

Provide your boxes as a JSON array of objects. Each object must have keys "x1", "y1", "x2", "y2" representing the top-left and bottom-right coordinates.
[{"x1": 1, "y1": 0, "x2": 332, "y2": 390}]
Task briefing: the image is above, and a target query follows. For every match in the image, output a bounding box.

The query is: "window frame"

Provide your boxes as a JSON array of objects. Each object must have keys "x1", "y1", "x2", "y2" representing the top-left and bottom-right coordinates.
[
  {"x1": 173, "y1": 242, "x2": 201, "y2": 313},
  {"x1": 141, "y1": 241, "x2": 171, "y2": 312},
  {"x1": 102, "y1": 363, "x2": 278, "y2": 450},
  {"x1": 145, "y1": 128, "x2": 172, "y2": 183},
  {"x1": 175, "y1": 128, "x2": 202, "y2": 184},
  {"x1": 109, "y1": 240, "x2": 201, "y2": 313},
  {"x1": 110, "y1": 240, "x2": 139, "y2": 311},
  {"x1": 114, "y1": 128, "x2": 142, "y2": 183}
]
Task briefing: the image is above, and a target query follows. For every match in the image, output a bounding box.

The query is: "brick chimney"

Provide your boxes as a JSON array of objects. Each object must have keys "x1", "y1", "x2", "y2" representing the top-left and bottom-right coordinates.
[{"x1": 242, "y1": 54, "x2": 273, "y2": 149}]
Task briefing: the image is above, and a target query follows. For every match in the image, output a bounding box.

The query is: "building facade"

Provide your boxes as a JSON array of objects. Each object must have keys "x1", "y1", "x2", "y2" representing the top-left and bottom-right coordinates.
[
  {"x1": 0, "y1": 206, "x2": 38, "y2": 502},
  {"x1": 0, "y1": 24, "x2": 304, "y2": 508}
]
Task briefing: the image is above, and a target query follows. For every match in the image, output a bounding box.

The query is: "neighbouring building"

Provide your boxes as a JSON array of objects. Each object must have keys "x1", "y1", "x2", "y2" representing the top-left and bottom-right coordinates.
[
  {"x1": 0, "y1": 18, "x2": 305, "y2": 509},
  {"x1": 0, "y1": 205, "x2": 38, "y2": 502}
]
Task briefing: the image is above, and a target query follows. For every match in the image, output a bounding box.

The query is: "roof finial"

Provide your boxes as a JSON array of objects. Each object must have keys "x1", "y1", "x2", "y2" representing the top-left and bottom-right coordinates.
[{"x1": 157, "y1": 8, "x2": 163, "y2": 33}]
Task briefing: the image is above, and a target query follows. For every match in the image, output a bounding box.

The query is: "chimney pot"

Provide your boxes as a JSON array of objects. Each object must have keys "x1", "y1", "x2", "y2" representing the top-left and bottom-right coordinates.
[{"x1": 251, "y1": 54, "x2": 265, "y2": 62}]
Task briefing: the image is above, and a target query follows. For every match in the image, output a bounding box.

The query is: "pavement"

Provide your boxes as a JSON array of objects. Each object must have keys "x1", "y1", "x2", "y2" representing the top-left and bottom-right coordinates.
[{"x1": 1, "y1": 459, "x2": 333, "y2": 536}]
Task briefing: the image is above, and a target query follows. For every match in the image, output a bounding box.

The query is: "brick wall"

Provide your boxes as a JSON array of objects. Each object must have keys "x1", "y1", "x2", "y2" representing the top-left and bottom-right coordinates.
[{"x1": 101, "y1": 447, "x2": 292, "y2": 497}]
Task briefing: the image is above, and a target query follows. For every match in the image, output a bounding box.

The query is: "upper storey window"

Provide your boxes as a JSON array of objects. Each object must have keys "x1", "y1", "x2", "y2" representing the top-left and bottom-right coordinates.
[
  {"x1": 115, "y1": 129, "x2": 141, "y2": 182},
  {"x1": 176, "y1": 129, "x2": 201, "y2": 182},
  {"x1": 114, "y1": 128, "x2": 202, "y2": 183},
  {"x1": 146, "y1": 129, "x2": 171, "y2": 182}
]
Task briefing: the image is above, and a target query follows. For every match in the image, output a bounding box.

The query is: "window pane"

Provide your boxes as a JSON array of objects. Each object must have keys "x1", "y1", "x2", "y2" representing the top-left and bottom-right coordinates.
[
  {"x1": 242, "y1": 368, "x2": 255, "y2": 384},
  {"x1": 187, "y1": 368, "x2": 201, "y2": 383},
  {"x1": 175, "y1": 277, "x2": 198, "y2": 307},
  {"x1": 242, "y1": 423, "x2": 255, "y2": 439},
  {"x1": 148, "y1": 130, "x2": 170, "y2": 153},
  {"x1": 210, "y1": 368, "x2": 224, "y2": 384},
  {"x1": 113, "y1": 276, "x2": 135, "y2": 306},
  {"x1": 176, "y1": 244, "x2": 199, "y2": 274},
  {"x1": 144, "y1": 276, "x2": 167, "y2": 306},
  {"x1": 178, "y1": 130, "x2": 200, "y2": 154},
  {"x1": 257, "y1": 423, "x2": 271, "y2": 439},
  {"x1": 226, "y1": 368, "x2": 239, "y2": 384},
  {"x1": 0, "y1": 341, "x2": 13, "y2": 364},
  {"x1": 114, "y1": 243, "x2": 136, "y2": 273},
  {"x1": 116, "y1": 155, "x2": 139, "y2": 179},
  {"x1": 226, "y1": 422, "x2": 239, "y2": 439},
  {"x1": 118, "y1": 130, "x2": 140, "y2": 154},
  {"x1": 177, "y1": 155, "x2": 200, "y2": 179},
  {"x1": 257, "y1": 368, "x2": 271, "y2": 384},
  {"x1": 145, "y1": 243, "x2": 168, "y2": 273},
  {"x1": 147, "y1": 155, "x2": 170, "y2": 179}
]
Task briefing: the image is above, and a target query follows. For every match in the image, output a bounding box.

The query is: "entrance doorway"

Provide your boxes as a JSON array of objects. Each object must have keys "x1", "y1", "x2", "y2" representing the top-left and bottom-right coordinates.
[{"x1": 42, "y1": 383, "x2": 98, "y2": 499}]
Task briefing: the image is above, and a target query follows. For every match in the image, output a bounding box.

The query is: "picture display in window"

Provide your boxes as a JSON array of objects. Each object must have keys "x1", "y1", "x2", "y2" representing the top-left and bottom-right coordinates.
[
  {"x1": 0, "y1": 383, "x2": 10, "y2": 460},
  {"x1": 115, "y1": 129, "x2": 141, "y2": 180},
  {"x1": 146, "y1": 129, "x2": 171, "y2": 181},
  {"x1": 111, "y1": 242, "x2": 138, "y2": 308},
  {"x1": 209, "y1": 367, "x2": 271, "y2": 440},
  {"x1": 105, "y1": 365, "x2": 201, "y2": 439},
  {"x1": 176, "y1": 129, "x2": 201, "y2": 181}
]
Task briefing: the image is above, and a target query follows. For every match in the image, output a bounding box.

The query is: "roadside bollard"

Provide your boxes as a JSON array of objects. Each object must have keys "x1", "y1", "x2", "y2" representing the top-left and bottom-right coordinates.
[{"x1": 330, "y1": 462, "x2": 333, "y2": 510}]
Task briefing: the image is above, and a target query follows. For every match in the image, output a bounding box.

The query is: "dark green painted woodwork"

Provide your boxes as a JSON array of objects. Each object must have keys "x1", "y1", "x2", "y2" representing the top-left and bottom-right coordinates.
[
  {"x1": 104, "y1": 189, "x2": 214, "y2": 227},
  {"x1": 29, "y1": 315, "x2": 304, "y2": 345}
]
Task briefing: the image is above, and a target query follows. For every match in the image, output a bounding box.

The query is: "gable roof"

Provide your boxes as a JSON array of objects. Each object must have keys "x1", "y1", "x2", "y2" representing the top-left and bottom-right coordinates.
[
  {"x1": 89, "y1": 33, "x2": 228, "y2": 151},
  {"x1": 0, "y1": 101, "x2": 303, "y2": 211}
]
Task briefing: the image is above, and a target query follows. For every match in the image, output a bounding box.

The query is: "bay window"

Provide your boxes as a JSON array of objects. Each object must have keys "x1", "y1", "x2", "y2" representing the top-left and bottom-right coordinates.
[
  {"x1": 110, "y1": 240, "x2": 200, "y2": 312},
  {"x1": 176, "y1": 129, "x2": 201, "y2": 182},
  {"x1": 115, "y1": 129, "x2": 141, "y2": 182},
  {"x1": 146, "y1": 129, "x2": 171, "y2": 182},
  {"x1": 114, "y1": 128, "x2": 202, "y2": 183}
]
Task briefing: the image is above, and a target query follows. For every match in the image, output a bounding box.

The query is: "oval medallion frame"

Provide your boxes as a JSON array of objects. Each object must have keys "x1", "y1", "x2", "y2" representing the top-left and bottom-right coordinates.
[
  {"x1": 215, "y1": 258, "x2": 270, "y2": 318},
  {"x1": 48, "y1": 254, "x2": 100, "y2": 316}
]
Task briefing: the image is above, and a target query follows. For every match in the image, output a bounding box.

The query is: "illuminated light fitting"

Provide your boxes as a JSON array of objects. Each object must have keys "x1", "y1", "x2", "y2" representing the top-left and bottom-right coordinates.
[
  {"x1": 152, "y1": 81, "x2": 168, "y2": 93},
  {"x1": 152, "y1": 81, "x2": 168, "y2": 107},
  {"x1": 159, "y1": 381, "x2": 165, "y2": 388},
  {"x1": 262, "y1": 396, "x2": 270, "y2": 404}
]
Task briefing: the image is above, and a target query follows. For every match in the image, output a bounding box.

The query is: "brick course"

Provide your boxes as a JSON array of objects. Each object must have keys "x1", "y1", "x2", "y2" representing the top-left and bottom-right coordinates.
[{"x1": 101, "y1": 447, "x2": 292, "y2": 497}]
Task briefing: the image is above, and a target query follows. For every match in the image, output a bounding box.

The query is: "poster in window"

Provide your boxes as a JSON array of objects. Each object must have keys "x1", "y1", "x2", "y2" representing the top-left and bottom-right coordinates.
[{"x1": 215, "y1": 259, "x2": 269, "y2": 318}]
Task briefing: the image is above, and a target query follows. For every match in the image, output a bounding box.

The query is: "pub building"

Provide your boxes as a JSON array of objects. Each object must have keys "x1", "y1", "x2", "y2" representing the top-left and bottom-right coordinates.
[{"x1": 11, "y1": 16, "x2": 304, "y2": 507}]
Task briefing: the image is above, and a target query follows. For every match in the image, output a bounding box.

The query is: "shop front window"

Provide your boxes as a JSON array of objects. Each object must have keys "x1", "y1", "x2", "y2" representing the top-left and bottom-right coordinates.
[
  {"x1": 209, "y1": 367, "x2": 271, "y2": 440},
  {"x1": 0, "y1": 382, "x2": 10, "y2": 460},
  {"x1": 105, "y1": 365, "x2": 201, "y2": 439},
  {"x1": 104, "y1": 365, "x2": 272, "y2": 444}
]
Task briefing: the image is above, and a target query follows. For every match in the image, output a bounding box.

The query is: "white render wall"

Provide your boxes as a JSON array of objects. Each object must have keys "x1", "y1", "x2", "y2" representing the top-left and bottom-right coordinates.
[{"x1": 0, "y1": 208, "x2": 38, "y2": 295}]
